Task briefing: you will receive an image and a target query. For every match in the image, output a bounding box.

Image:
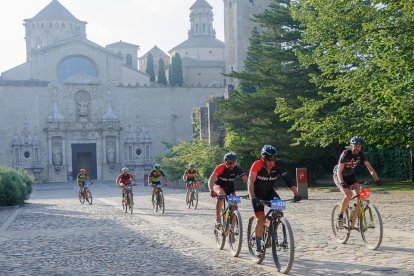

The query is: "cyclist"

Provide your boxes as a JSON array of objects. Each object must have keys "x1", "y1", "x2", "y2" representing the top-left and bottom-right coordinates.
[
  {"x1": 116, "y1": 167, "x2": 138, "y2": 204},
  {"x1": 148, "y1": 164, "x2": 169, "y2": 203},
  {"x1": 183, "y1": 163, "x2": 203, "y2": 203},
  {"x1": 248, "y1": 145, "x2": 302, "y2": 257},
  {"x1": 333, "y1": 136, "x2": 381, "y2": 228},
  {"x1": 76, "y1": 168, "x2": 93, "y2": 195},
  {"x1": 208, "y1": 152, "x2": 248, "y2": 227}
]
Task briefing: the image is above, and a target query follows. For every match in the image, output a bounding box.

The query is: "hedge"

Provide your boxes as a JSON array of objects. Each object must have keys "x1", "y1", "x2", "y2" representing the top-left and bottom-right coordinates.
[{"x1": 0, "y1": 167, "x2": 34, "y2": 206}]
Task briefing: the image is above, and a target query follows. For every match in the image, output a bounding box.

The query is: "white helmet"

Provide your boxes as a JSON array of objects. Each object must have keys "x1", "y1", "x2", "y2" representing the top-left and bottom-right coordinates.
[{"x1": 121, "y1": 167, "x2": 129, "y2": 173}]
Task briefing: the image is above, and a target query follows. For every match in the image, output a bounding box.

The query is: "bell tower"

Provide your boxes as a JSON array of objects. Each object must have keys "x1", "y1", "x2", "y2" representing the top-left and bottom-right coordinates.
[
  {"x1": 23, "y1": 0, "x2": 87, "y2": 61},
  {"x1": 189, "y1": 0, "x2": 216, "y2": 38},
  {"x1": 223, "y1": 0, "x2": 272, "y2": 86}
]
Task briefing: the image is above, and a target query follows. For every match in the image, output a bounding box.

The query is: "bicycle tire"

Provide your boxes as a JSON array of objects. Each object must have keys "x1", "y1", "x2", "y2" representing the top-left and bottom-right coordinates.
[
  {"x1": 214, "y1": 206, "x2": 226, "y2": 250},
  {"x1": 186, "y1": 189, "x2": 192, "y2": 209},
  {"x1": 272, "y1": 217, "x2": 295, "y2": 274},
  {"x1": 228, "y1": 210, "x2": 243, "y2": 257},
  {"x1": 247, "y1": 215, "x2": 266, "y2": 264},
  {"x1": 331, "y1": 203, "x2": 350, "y2": 244},
  {"x1": 359, "y1": 204, "x2": 383, "y2": 250},
  {"x1": 123, "y1": 194, "x2": 128, "y2": 213},
  {"x1": 152, "y1": 193, "x2": 158, "y2": 212},
  {"x1": 128, "y1": 193, "x2": 134, "y2": 214},
  {"x1": 159, "y1": 191, "x2": 165, "y2": 214},
  {"x1": 86, "y1": 189, "x2": 93, "y2": 205},
  {"x1": 79, "y1": 190, "x2": 85, "y2": 204},
  {"x1": 193, "y1": 189, "x2": 198, "y2": 210}
]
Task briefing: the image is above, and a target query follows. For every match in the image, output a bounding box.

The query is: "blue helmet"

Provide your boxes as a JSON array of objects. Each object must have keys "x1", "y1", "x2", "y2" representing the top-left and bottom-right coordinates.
[
  {"x1": 261, "y1": 145, "x2": 279, "y2": 158},
  {"x1": 224, "y1": 152, "x2": 237, "y2": 162},
  {"x1": 350, "y1": 136, "x2": 364, "y2": 145}
]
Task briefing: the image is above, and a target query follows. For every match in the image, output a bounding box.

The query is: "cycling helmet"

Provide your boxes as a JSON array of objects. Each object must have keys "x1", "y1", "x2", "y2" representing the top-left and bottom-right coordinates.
[
  {"x1": 350, "y1": 136, "x2": 364, "y2": 145},
  {"x1": 261, "y1": 145, "x2": 279, "y2": 158},
  {"x1": 80, "y1": 168, "x2": 86, "y2": 173},
  {"x1": 188, "y1": 163, "x2": 195, "y2": 169},
  {"x1": 224, "y1": 152, "x2": 237, "y2": 162},
  {"x1": 121, "y1": 167, "x2": 129, "y2": 173},
  {"x1": 154, "y1": 164, "x2": 161, "y2": 170}
]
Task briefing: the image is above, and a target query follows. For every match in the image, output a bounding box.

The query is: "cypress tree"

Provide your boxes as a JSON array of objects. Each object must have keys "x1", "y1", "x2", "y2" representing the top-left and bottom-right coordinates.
[
  {"x1": 157, "y1": 58, "x2": 167, "y2": 85},
  {"x1": 146, "y1": 53, "x2": 155, "y2": 82}
]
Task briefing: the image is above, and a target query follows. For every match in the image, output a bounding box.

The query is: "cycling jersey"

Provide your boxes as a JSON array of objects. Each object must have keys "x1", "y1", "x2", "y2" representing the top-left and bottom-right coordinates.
[
  {"x1": 333, "y1": 149, "x2": 367, "y2": 176},
  {"x1": 149, "y1": 169, "x2": 165, "y2": 184},
  {"x1": 117, "y1": 173, "x2": 134, "y2": 185},
  {"x1": 249, "y1": 160, "x2": 293, "y2": 200},
  {"x1": 184, "y1": 169, "x2": 199, "y2": 181},
  {"x1": 77, "y1": 173, "x2": 88, "y2": 185},
  {"x1": 212, "y1": 163, "x2": 246, "y2": 194}
]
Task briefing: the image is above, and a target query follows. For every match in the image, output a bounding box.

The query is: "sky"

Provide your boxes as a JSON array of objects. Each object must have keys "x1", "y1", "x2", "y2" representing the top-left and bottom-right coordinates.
[{"x1": 0, "y1": 0, "x2": 224, "y2": 73}]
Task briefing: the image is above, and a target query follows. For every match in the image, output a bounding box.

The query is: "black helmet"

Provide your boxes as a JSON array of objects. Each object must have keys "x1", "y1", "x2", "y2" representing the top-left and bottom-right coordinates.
[
  {"x1": 261, "y1": 145, "x2": 279, "y2": 158},
  {"x1": 224, "y1": 152, "x2": 237, "y2": 162},
  {"x1": 350, "y1": 136, "x2": 364, "y2": 145}
]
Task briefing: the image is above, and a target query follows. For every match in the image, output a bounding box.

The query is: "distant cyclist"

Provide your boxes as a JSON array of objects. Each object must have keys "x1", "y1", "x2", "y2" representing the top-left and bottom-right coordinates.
[
  {"x1": 116, "y1": 167, "x2": 138, "y2": 204},
  {"x1": 148, "y1": 164, "x2": 169, "y2": 203},
  {"x1": 333, "y1": 136, "x2": 381, "y2": 228},
  {"x1": 76, "y1": 168, "x2": 93, "y2": 193},
  {"x1": 183, "y1": 163, "x2": 203, "y2": 203},
  {"x1": 248, "y1": 145, "x2": 301, "y2": 257},
  {"x1": 208, "y1": 152, "x2": 248, "y2": 226}
]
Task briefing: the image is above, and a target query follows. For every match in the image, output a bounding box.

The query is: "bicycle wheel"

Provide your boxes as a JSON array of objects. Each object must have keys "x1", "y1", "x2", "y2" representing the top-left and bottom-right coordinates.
[
  {"x1": 128, "y1": 193, "x2": 134, "y2": 214},
  {"x1": 359, "y1": 204, "x2": 383, "y2": 250},
  {"x1": 79, "y1": 190, "x2": 85, "y2": 204},
  {"x1": 152, "y1": 193, "x2": 158, "y2": 212},
  {"x1": 86, "y1": 189, "x2": 93, "y2": 205},
  {"x1": 158, "y1": 191, "x2": 165, "y2": 214},
  {"x1": 272, "y1": 217, "x2": 295, "y2": 274},
  {"x1": 214, "y1": 216, "x2": 226, "y2": 250},
  {"x1": 123, "y1": 194, "x2": 128, "y2": 213},
  {"x1": 247, "y1": 215, "x2": 266, "y2": 264},
  {"x1": 331, "y1": 203, "x2": 350, "y2": 244},
  {"x1": 186, "y1": 189, "x2": 192, "y2": 209},
  {"x1": 193, "y1": 189, "x2": 199, "y2": 210},
  {"x1": 228, "y1": 210, "x2": 243, "y2": 257}
]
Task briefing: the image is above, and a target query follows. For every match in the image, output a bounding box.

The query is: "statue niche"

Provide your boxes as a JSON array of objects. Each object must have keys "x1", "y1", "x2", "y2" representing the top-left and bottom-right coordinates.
[
  {"x1": 75, "y1": 90, "x2": 91, "y2": 122},
  {"x1": 52, "y1": 139, "x2": 63, "y2": 170},
  {"x1": 106, "y1": 136, "x2": 116, "y2": 169}
]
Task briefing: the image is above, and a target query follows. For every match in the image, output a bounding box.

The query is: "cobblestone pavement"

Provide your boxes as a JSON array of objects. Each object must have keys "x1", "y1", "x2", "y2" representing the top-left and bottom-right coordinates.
[{"x1": 0, "y1": 182, "x2": 413, "y2": 275}]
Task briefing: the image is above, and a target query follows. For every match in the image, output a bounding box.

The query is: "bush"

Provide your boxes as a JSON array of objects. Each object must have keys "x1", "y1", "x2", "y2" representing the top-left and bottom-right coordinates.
[{"x1": 0, "y1": 167, "x2": 34, "y2": 206}]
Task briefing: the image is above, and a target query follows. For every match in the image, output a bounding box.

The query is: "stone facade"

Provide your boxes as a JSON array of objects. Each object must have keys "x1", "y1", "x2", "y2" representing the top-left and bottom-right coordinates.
[
  {"x1": 169, "y1": 0, "x2": 226, "y2": 87},
  {"x1": 0, "y1": 0, "x2": 224, "y2": 182},
  {"x1": 223, "y1": 0, "x2": 272, "y2": 87}
]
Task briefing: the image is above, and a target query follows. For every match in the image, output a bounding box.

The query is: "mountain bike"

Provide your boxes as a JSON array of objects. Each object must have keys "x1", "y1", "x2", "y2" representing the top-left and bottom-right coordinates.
[
  {"x1": 247, "y1": 198, "x2": 296, "y2": 274},
  {"x1": 121, "y1": 184, "x2": 136, "y2": 214},
  {"x1": 331, "y1": 181, "x2": 383, "y2": 250},
  {"x1": 213, "y1": 194, "x2": 249, "y2": 257},
  {"x1": 152, "y1": 183, "x2": 165, "y2": 214},
  {"x1": 78, "y1": 180, "x2": 93, "y2": 205},
  {"x1": 186, "y1": 180, "x2": 199, "y2": 209}
]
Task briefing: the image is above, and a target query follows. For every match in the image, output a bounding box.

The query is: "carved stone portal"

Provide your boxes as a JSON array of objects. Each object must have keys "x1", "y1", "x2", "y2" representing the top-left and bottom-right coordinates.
[{"x1": 75, "y1": 90, "x2": 91, "y2": 122}]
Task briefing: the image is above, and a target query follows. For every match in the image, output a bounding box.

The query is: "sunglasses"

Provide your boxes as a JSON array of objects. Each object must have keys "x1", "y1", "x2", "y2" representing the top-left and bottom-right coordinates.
[{"x1": 264, "y1": 156, "x2": 277, "y2": 162}]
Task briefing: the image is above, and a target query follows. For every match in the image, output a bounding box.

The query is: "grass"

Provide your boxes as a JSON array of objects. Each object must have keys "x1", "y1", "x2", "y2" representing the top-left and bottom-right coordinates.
[{"x1": 311, "y1": 179, "x2": 414, "y2": 193}]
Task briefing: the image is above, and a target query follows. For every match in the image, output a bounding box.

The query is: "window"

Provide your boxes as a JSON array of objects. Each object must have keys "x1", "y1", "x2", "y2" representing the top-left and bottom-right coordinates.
[
  {"x1": 196, "y1": 24, "x2": 199, "y2": 34},
  {"x1": 145, "y1": 145, "x2": 150, "y2": 161},
  {"x1": 136, "y1": 149, "x2": 142, "y2": 156},
  {"x1": 203, "y1": 23, "x2": 206, "y2": 33},
  {"x1": 57, "y1": 56, "x2": 97, "y2": 83},
  {"x1": 24, "y1": 151, "x2": 30, "y2": 158},
  {"x1": 126, "y1": 54, "x2": 133, "y2": 66},
  {"x1": 128, "y1": 146, "x2": 133, "y2": 161},
  {"x1": 249, "y1": 0, "x2": 254, "y2": 7}
]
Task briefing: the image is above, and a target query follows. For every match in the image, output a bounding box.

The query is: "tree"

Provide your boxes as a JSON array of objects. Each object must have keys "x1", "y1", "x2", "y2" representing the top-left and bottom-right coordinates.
[
  {"x1": 170, "y1": 53, "x2": 184, "y2": 86},
  {"x1": 145, "y1": 53, "x2": 155, "y2": 82},
  {"x1": 217, "y1": 0, "x2": 325, "y2": 167},
  {"x1": 157, "y1": 58, "x2": 167, "y2": 85}
]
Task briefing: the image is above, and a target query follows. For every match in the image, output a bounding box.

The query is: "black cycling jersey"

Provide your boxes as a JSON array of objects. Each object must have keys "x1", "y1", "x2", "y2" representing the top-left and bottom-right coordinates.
[{"x1": 334, "y1": 149, "x2": 367, "y2": 176}]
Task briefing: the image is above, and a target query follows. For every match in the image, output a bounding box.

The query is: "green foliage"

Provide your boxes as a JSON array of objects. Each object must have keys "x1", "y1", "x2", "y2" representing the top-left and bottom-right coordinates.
[
  {"x1": 169, "y1": 53, "x2": 184, "y2": 86},
  {"x1": 145, "y1": 53, "x2": 155, "y2": 82},
  {"x1": 366, "y1": 147, "x2": 411, "y2": 179},
  {"x1": 158, "y1": 139, "x2": 228, "y2": 186},
  {"x1": 191, "y1": 107, "x2": 201, "y2": 140},
  {"x1": 0, "y1": 167, "x2": 33, "y2": 206},
  {"x1": 283, "y1": 0, "x2": 414, "y2": 148},
  {"x1": 157, "y1": 58, "x2": 167, "y2": 85}
]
